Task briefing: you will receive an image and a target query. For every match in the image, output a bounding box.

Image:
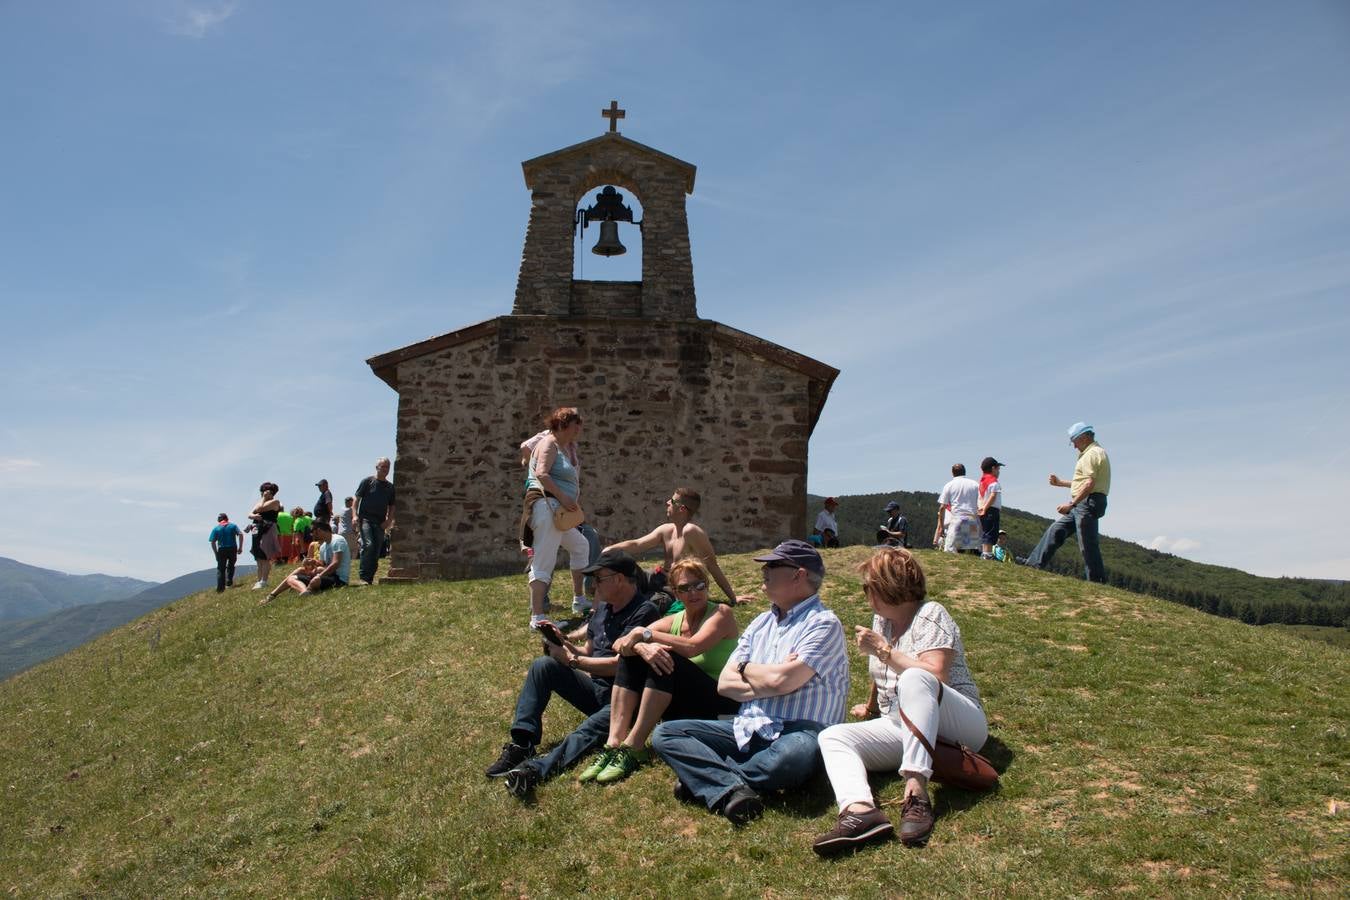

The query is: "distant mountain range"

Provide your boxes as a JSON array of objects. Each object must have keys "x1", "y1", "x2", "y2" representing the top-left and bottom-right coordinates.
[
  {"x1": 0, "y1": 563, "x2": 254, "y2": 681},
  {"x1": 0, "y1": 557, "x2": 156, "y2": 622}
]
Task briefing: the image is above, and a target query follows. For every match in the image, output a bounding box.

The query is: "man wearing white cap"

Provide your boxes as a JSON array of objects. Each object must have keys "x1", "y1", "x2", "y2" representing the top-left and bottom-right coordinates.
[{"x1": 1024, "y1": 422, "x2": 1111, "y2": 583}]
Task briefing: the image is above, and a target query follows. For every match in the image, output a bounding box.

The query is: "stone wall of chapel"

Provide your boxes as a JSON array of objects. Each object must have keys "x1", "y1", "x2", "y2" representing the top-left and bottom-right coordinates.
[{"x1": 386, "y1": 317, "x2": 813, "y2": 581}]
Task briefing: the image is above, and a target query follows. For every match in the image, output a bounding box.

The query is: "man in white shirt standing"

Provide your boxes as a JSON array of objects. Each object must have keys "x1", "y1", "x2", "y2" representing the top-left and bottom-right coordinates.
[{"x1": 935, "y1": 464, "x2": 981, "y2": 554}]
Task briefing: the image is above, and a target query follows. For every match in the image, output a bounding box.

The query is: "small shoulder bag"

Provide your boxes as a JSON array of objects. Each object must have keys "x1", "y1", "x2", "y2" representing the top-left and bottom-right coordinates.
[{"x1": 896, "y1": 682, "x2": 999, "y2": 791}]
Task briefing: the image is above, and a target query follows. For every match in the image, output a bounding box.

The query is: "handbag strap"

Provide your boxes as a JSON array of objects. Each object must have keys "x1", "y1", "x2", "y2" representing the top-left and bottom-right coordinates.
[{"x1": 896, "y1": 680, "x2": 944, "y2": 758}]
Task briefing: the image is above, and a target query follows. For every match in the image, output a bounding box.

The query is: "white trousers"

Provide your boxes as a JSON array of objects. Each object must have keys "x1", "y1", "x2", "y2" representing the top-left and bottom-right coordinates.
[
  {"x1": 528, "y1": 497, "x2": 590, "y2": 585},
  {"x1": 818, "y1": 667, "x2": 987, "y2": 811}
]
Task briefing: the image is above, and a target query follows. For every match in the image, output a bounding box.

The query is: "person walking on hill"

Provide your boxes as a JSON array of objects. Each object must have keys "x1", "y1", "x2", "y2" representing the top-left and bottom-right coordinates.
[
  {"x1": 935, "y1": 465, "x2": 981, "y2": 554},
  {"x1": 977, "y1": 457, "x2": 1006, "y2": 559},
  {"x1": 354, "y1": 458, "x2": 396, "y2": 586},
  {"x1": 209, "y1": 513, "x2": 243, "y2": 592},
  {"x1": 519, "y1": 408, "x2": 590, "y2": 626},
  {"x1": 1024, "y1": 422, "x2": 1112, "y2": 583},
  {"x1": 651, "y1": 539, "x2": 849, "y2": 826},
  {"x1": 603, "y1": 486, "x2": 754, "y2": 609}
]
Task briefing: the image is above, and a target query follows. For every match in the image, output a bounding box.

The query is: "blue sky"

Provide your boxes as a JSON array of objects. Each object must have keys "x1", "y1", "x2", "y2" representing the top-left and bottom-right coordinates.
[{"x1": 2, "y1": 1, "x2": 1347, "y2": 583}]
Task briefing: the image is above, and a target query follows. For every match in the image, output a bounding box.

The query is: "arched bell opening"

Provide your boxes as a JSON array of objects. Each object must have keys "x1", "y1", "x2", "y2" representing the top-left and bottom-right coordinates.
[{"x1": 572, "y1": 186, "x2": 644, "y2": 282}]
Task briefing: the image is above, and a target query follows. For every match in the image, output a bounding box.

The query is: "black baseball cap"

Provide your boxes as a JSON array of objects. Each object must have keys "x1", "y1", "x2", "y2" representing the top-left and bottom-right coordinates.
[
  {"x1": 581, "y1": 549, "x2": 639, "y2": 578},
  {"x1": 217, "y1": 513, "x2": 228, "y2": 522},
  {"x1": 980, "y1": 457, "x2": 1006, "y2": 472},
  {"x1": 884, "y1": 501, "x2": 900, "y2": 511},
  {"x1": 753, "y1": 539, "x2": 825, "y2": 575},
  {"x1": 315, "y1": 479, "x2": 328, "y2": 487}
]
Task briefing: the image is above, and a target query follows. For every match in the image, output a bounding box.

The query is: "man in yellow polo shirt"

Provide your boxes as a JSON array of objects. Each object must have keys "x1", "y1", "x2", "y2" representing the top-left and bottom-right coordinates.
[{"x1": 1023, "y1": 422, "x2": 1111, "y2": 583}]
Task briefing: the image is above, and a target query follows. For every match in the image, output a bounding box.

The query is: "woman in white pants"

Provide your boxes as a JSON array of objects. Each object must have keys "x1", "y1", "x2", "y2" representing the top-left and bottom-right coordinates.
[
  {"x1": 812, "y1": 547, "x2": 987, "y2": 854},
  {"x1": 523, "y1": 407, "x2": 591, "y2": 629}
]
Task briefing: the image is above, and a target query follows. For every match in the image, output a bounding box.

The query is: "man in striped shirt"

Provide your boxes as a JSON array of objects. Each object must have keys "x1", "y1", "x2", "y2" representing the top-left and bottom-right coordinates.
[{"x1": 652, "y1": 539, "x2": 849, "y2": 825}]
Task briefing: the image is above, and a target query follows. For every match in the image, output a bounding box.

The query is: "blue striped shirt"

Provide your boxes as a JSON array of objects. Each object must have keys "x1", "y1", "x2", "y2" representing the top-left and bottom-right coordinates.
[{"x1": 728, "y1": 594, "x2": 849, "y2": 749}]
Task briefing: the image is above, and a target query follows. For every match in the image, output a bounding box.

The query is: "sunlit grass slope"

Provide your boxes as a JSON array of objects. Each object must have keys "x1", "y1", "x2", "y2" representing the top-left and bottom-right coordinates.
[{"x1": 1, "y1": 550, "x2": 1345, "y2": 897}]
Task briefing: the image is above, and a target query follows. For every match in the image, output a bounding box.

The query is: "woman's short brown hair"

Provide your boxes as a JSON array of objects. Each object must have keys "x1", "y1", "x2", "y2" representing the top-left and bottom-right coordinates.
[
  {"x1": 546, "y1": 407, "x2": 582, "y2": 432},
  {"x1": 857, "y1": 547, "x2": 926, "y2": 608},
  {"x1": 668, "y1": 557, "x2": 710, "y2": 589}
]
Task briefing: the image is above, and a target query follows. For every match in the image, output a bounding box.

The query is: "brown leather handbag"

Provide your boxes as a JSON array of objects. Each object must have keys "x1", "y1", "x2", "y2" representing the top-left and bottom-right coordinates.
[{"x1": 897, "y1": 683, "x2": 999, "y2": 791}]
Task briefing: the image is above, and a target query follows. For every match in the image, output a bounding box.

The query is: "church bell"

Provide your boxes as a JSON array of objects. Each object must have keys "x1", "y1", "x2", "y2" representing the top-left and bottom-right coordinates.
[{"x1": 591, "y1": 220, "x2": 626, "y2": 257}]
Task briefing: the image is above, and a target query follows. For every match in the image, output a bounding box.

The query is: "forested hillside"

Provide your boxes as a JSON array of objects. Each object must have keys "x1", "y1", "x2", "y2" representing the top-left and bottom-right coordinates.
[{"x1": 810, "y1": 492, "x2": 1349, "y2": 628}]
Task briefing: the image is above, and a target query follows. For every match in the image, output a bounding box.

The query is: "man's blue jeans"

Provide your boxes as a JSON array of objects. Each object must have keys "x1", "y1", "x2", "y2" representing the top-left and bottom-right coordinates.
[
  {"x1": 1025, "y1": 493, "x2": 1108, "y2": 583},
  {"x1": 510, "y1": 655, "x2": 611, "y2": 781},
  {"x1": 358, "y1": 519, "x2": 384, "y2": 584},
  {"x1": 651, "y1": 718, "x2": 824, "y2": 810}
]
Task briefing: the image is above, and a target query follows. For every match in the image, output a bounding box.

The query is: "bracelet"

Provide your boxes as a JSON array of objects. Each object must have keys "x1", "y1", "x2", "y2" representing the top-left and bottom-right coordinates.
[{"x1": 879, "y1": 645, "x2": 892, "y2": 663}]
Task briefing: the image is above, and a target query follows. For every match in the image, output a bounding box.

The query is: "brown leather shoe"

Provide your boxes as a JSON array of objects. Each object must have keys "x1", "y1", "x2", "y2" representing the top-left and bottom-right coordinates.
[
  {"x1": 811, "y1": 806, "x2": 894, "y2": 856},
  {"x1": 899, "y1": 793, "x2": 935, "y2": 846}
]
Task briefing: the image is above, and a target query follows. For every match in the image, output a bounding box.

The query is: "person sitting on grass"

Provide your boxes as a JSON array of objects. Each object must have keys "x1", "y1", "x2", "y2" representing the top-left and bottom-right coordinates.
[
  {"x1": 260, "y1": 519, "x2": 350, "y2": 603},
  {"x1": 576, "y1": 558, "x2": 741, "y2": 785},
  {"x1": 651, "y1": 539, "x2": 849, "y2": 826},
  {"x1": 484, "y1": 550, "x2": 659, "y2": 799},
  {"x1": 812, "y1": 547, "x2": 987, "y2": 854}
]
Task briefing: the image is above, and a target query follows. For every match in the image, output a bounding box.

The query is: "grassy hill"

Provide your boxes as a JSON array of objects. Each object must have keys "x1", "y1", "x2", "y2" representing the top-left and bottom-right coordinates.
[
  {"x1": 1, "y1": 551, "x2": 1345, "y2": 896},
  {"x1": 811, "y1": 491, "x2": 1350, "y2": 629},
  {"x1": 0, "y1": 565, "x2": 257, "y2": 681}
]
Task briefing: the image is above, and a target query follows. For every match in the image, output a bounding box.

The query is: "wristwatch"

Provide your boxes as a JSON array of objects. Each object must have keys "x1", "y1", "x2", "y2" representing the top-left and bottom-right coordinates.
[
  {"x1": 641, "y1": 628, "x2": 653, "y2": 642},
  {"x1": 568, "y1": 654, "x2": 581, "y2": 669},
  {"x1": 737, "y1": 660, "x2": 750, "y2": 679}
]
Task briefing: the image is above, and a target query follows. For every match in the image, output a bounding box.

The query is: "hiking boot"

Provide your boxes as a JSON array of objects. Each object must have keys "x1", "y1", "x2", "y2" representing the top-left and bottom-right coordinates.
[
  {"x1": 673, "y1": 779, "x2": 697, "y2": 804},
  {"x1": 595, "y1": 746, "x2": 647, "y2": 784},
  {"x1": 899, "y1": 793, "x2": 935, "y2": 846},
  {"x1": 720, "y1": 786, "x2": 764, "y2": 826},
  {"x1": 504, "y1": 764, "x2": 541, "y2": 799},
  {"x1": 811, "y1": 806, "x2": 895, "y2": 856},
  {"x1": 577, "y1": 747, "x2": 617, "y2": 783},
  {"x1": 484, "y1": 741, "x2": 533, "y2": 778}
]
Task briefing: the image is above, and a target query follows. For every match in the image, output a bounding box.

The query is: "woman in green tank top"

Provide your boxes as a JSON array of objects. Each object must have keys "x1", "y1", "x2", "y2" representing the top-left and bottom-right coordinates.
[{"x1": 576, "y1": 559, "x2": 741, "y2": 785}]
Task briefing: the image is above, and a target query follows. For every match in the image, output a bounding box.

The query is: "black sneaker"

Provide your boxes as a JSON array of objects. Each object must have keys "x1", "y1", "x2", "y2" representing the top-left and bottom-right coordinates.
[
  {"x1": 811, "y1": 806, "x2": 895, "y2": 856},
  {"x1": 899, "y1": 793, "x2": 935, "y2": 847},
  {"x1": 673, "y1": 779, "x2": 697, "y2": 804},
  {"x1": 720, "y1": 786, "x2": 764, "y2": 826},
  {"x1": 485, "y1": 741, "x2": 533, "y2": 778},
  {"x1": 504, "y1": 764, "x2": 541, "y2": 799}
]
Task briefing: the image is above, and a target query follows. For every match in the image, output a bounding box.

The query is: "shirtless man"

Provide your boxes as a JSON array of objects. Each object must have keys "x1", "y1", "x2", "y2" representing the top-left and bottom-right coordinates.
[{"x1": 603, "y1": 487, "x2": 754, "y2": 605}]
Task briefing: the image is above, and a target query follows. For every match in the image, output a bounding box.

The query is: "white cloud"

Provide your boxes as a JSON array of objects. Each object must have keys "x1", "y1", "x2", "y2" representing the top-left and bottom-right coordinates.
[
  {"x1": 1146, "y1": 536, "x2": 1202, "y2": 555},
  {"x1": 0, "y1": 458, "x2": 40, "y2": 473},
  {"x1": 161, "y1": 1, "x2": 238, "y2": 39}
]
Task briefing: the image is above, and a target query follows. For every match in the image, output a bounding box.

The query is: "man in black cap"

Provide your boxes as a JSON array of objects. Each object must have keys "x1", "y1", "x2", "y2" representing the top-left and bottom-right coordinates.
[
  {"x1": 651, "y1": 539, "x2": 849, "y2": 825},
  {"x1": 313, "y1": 479, "x2": 333, "y2": 527},
  {"x1": 485, "y1": 550, "x2": 660, "y2": 798},
  {"x1": 876, "y1": 501, "x2": 909, "y2": 548}
]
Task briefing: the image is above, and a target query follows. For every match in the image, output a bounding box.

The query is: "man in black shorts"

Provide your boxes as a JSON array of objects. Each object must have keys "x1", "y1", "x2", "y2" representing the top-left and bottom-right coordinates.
[{"x1": 260, "y1": 519, "x2": 350, "y2": 603}]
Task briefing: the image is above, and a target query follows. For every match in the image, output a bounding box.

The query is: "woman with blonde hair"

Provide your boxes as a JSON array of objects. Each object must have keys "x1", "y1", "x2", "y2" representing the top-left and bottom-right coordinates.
[
  {"x1": 577, "y1": 557, "x2": 739, "y2": 784},
  {"x1": 811, "y1": 547, "x2": 987, "y2": 853}
]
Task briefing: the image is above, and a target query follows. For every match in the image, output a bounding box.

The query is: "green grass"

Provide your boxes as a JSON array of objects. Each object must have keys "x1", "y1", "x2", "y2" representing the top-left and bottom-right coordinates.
[{"x1": 2, "y1": 550, "x2": 1346, "y2": 897}]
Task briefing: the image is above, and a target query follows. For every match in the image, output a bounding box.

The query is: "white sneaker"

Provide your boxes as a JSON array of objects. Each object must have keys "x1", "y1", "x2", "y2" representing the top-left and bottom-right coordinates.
[
  {"x1": 571, "y1": 596, "x2": 593, "y2": 616},
  {"x1": 251, "y1": 580, "x2": 266, "y2": 590},
  {"x1": 529, "y1": 614, "x2": 548, "y2": 630}
]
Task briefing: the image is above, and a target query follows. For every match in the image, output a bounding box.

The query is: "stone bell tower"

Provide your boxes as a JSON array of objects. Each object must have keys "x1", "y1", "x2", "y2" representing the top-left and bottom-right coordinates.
[{"x1": 368, "y1": 103, "x2": 837, "y2": 582}]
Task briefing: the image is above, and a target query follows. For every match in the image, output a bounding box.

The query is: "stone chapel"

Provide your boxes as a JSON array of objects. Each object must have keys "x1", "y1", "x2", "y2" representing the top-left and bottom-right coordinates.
[{"x1": 367, "y1": 106, "x2": 838, "y2": 582}]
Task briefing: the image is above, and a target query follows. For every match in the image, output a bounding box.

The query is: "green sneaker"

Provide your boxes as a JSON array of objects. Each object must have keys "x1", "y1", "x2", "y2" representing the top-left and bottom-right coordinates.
[
  {"x1": 596, "y1": 746, "x2": 648, "y2": 784},
  {"x1": 577, "y1": 747, "x2": 617, "y2": 783}
]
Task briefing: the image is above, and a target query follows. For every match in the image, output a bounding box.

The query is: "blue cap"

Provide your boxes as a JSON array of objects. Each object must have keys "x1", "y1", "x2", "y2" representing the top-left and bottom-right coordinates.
[
  {"x1": 884, "y1": 501, "x2": 900, "y2": 511},
  {"x1": 1068, "y1": 422, "x2": 1094, "y2": 440},
  {"x1": 753, "y1": 539, "x2": 825, "y2": 575}
]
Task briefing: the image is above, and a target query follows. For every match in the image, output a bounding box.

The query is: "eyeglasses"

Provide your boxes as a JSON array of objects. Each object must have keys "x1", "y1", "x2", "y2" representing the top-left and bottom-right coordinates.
[
  {"x1": 593, "y1": 571, "x2": 623, "y2": 583},
  {"x1": 672, "y1": 581, "x2": 707, "y2": 594}
]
